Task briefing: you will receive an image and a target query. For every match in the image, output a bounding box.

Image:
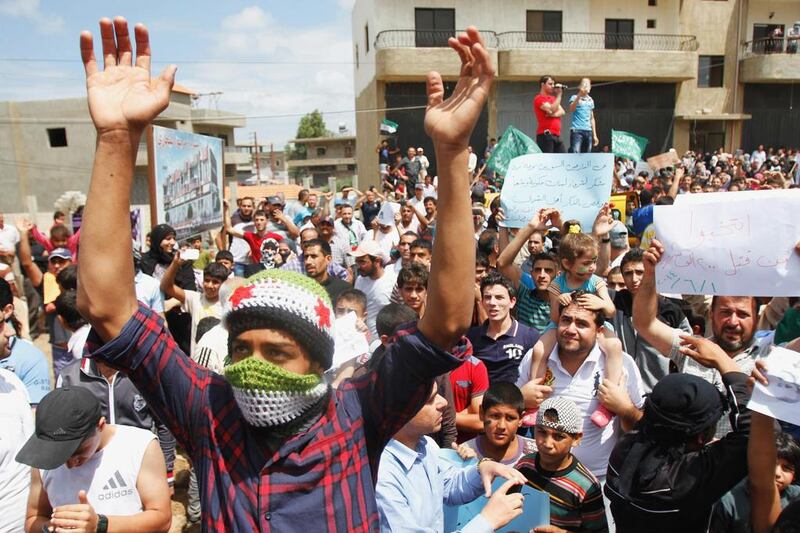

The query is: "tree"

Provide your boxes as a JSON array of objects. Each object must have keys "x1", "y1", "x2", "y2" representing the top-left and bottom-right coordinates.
[{"x1": 287, "y1": 109, "x2": 330, "y2": 179}]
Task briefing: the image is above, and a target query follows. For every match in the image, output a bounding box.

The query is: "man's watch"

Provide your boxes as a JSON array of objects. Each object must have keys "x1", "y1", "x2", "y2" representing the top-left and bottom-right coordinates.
[{"x1": 96, "y1": 514, "x2": 108, "y2": 533}]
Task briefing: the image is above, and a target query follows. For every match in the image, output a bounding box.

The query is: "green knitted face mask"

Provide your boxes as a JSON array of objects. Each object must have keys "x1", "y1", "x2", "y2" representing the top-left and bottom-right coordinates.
[{"x1": 224, "y1": 357, "x2": 327, "y2": 427}]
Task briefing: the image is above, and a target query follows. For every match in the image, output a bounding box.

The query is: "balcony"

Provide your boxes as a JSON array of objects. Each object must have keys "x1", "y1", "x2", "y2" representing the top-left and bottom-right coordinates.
[
  {"x1": 373, "y1": 30, "x2": 698, "y2": 82},
  {"x1": 497, "y1": 31, "x2": 698, "y2": 81},
  {"x1": 739, "y1": 37, "x2": 800, "y2": 83},
  {"x1": 374, "y1": 30, "x2": 499, "y2": 80}
]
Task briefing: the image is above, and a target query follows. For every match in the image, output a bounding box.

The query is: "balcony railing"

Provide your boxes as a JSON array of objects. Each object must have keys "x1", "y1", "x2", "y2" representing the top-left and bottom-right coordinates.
[
  {"x1": 742, "y1": 36, "x2": 800, "y2": 57},
  {"x1": 497, "y1": 31, "x2": 699, "y2": 51},
  {"x1": 375, "y1": 30, "x2": 499, "y2": 49}
]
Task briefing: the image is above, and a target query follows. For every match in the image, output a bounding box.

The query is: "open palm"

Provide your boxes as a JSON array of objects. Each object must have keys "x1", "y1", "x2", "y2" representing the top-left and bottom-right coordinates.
[
  {"x1": 81, "y1": 18, "x2": 175, "y2": 134},
  {"x1": 424, "y1": 27, "x2": 494, "y2": 148}
]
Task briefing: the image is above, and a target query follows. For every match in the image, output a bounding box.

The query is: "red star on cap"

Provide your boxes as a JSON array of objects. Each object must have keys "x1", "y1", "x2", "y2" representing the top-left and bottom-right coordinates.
[
  {"x1": 229, "y1": 285, "x2": 255, "y2": 309},
  {"x1": 315, "y1": 298, "x2": 331, "y2": 329}
]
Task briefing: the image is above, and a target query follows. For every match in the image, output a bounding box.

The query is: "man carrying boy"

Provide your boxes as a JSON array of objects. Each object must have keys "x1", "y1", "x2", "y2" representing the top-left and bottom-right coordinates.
[{"x1": 516, "y1": 397, "x2": 607, "y2": 532}]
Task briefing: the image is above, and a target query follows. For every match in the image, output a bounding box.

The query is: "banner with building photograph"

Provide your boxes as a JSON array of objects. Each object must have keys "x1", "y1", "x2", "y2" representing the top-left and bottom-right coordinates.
[{"x1": 148, "y1": 126, "x2": 224, "y2": 241}]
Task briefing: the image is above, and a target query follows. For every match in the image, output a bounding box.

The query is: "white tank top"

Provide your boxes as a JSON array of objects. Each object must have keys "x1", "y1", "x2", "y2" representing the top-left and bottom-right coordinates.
[{"x1": 42, "y1": 425, "x2": 154, "y2": 515}]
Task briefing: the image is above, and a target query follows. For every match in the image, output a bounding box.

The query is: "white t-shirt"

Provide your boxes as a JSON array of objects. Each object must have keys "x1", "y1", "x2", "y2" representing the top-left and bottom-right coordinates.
[
  {"x1": 182, "y1": 290, "x2": 223, "y2": 356},
  {"x1": 398, "y1": 217, "x2": 420, "y2": 235},
  {"x1": 230, "y1": 222, "x2": 255, "y2": 263},
  {"x1": 408, "y1": 197, "x2": 427, "y2": 217},
  {"x1": 369, "y1": 229, "x2": 399, "y2": 262},
  {"x1": 193, "y1": 323, "x2": 228, "y2": 375},
  {"x1": 355, "y1": 269, "x2": 399, "y2": 339},
  {"x1": 0, "y1": 225, "x2": 20, "y2": 254},
  {"x1": 68, "y1": 324, "x2": 91, "y2": 360},
  {"x1": 517, "y1": 343, "x2": 646, "y2": 478},
  {"x1": 0, "y1": 368, "x2": 33, "y2": 533},
  {"x1": 42, "y1": 425, "x2": 155, "y2": 515}
]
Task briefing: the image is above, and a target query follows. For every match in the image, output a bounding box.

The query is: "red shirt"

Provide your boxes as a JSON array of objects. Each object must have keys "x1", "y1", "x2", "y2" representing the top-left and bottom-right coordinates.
[
  {"x1": 534, "y1": 93, "x2": 562, "y2": 136},
  {"x1": 450, "y1": 355, "x2": 490, "y2": 443},
  {"x1": 243, "y1": 231, "x2": 283, "y2": 263}
]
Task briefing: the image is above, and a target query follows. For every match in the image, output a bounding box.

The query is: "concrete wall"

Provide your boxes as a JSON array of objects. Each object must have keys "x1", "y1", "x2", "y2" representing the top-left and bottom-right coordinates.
[
  {"x1": 299, "y1": 138, "x2": 356, "y2": 160},
  {"x1": 0, "y1": 98, "x2": 96, "y2": 213},
  {"x1": 0, "y1": 95, "x2": 245, "y2": 214},
  {"x1": 744, "y1": 1, "x2": 800, "y2": 41}
]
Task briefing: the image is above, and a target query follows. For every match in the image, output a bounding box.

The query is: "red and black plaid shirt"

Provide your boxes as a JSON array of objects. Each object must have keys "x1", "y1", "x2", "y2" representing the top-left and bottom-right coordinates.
[{"x1": 87, "y1": 304, "x2": 470, "y2": 532}]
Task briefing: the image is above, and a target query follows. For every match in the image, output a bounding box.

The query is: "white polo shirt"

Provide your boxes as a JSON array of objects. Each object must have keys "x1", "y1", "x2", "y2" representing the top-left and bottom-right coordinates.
[{"x1": 518, "y1": 343, "x2": 646, "y2": 478}]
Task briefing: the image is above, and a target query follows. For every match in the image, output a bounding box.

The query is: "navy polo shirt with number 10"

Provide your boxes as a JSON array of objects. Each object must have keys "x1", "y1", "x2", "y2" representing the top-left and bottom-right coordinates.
[{"x1": 467, "y1": 319, "x2": 540, "y2": 384}]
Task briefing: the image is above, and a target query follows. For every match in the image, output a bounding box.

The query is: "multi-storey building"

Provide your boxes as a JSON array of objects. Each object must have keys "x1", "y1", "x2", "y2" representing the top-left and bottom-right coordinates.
[
  {"x1": 351, "y1": 0, "x2": 800, "y2": 185},
  {"x1": 0, "y1": 84, "x2": 246, "y2": 213}
]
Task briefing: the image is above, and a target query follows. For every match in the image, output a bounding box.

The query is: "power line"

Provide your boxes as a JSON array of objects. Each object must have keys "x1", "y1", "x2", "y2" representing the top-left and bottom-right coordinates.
[{"x1": 0, "y1": 57, "x2": 357, "y2": 65}]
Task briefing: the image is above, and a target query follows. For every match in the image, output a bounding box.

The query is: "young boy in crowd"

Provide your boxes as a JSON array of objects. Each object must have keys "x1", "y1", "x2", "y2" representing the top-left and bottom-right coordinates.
[
  {"x1": 160, "y1": 255, "x2": 228, "y2": 355},
  {"x1": 458, "y1": 382, "x2": 536, "y2": 465},
  {"x1": 214, "y1": 250, "x2": 235, "y2": 275},
  {"x1": 711, "y1": 431, "x2": 800, "y2": 532},
  {"x1": 516, "y1": 397, "x2": 608, "y2": 532},
  {"x1": 397, "y1": 263, "x2": 428, "y2": 317}
]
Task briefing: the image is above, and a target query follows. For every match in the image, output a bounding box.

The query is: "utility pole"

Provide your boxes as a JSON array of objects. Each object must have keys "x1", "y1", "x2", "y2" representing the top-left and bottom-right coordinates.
[
  {"x1": 270, "y1": 143, "x2": 275, "y2": 179},
  {"x1": 251, "y1": 131, "x2": 260, "y2": 182}
]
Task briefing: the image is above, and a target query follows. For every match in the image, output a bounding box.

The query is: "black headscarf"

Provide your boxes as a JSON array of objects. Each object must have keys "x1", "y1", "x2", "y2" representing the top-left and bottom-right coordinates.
[
  {"x1": 146, "y1": 224, "x2": 177, "y2": 265},
  {"x1": 617, "y1": 373, "x2": 723, "y2": 497}
]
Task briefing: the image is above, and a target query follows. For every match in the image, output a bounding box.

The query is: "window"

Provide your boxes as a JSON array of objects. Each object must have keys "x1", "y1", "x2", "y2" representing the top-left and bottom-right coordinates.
[
  {"x1": 344, "y1": 145, "x2": 353, "y2": 158},
  {"x1": 605, "y1": 19, "x2": 634, "y2": 50},
  {"x1": 365, "y1": 24, "x2": 369, "y2": 53},
  {"x1": 647, "y1": 19, "x2": 656, "y2": 29},
  {"x1": 526, "y1": 10, "x2": 563, "y2": 42},
  {"x1": 316, "y1": 146, "x2": 327, "y2": 157},
  {"x1": 698, "y1": 55, "x2": 724, "y2": 87},
  {"x1": 414, "y1": 8, "x2": 455, "y2": 47},
  {"x1": 648, "y1": 0, "x2": 657, "y2": 5},
  {"x1": 47, "y1": 127, "x2": 67, "y2": 147}
]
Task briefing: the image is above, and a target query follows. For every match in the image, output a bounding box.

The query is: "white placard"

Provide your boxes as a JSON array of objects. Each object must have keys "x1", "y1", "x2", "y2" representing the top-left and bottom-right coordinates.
[
  {"x1": 748, "y1": 347, "x2": 800, "y2": 426},
  {"x1": 331, "y1": 311, "x2": 370, "y2": 371},
  {"x1": 499, "y1": 153, "x2": 614, "y2": 230},
  {"x1": 653, "y1": 195, "x2": 800, "y2": 296}
]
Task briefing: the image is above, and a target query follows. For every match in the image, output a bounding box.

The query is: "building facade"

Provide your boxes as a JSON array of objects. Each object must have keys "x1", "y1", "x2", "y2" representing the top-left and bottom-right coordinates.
[
  {"x1": 286, "y1": 135, "x2": 357, "y2": 187},
  {"x1": 352, "y1": 0, "x2": 800, "y2": 186},
  {"x1": 0, "y1": 84, "x2": 247, "y2": 213}
]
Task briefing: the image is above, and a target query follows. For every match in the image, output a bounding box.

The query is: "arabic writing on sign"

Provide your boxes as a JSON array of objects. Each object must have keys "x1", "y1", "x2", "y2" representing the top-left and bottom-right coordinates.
[
  {"x1": 653, "y1": 197, "x2": 800, "y2": 296},
  {"x1": 499, "y1": 153, "x2": 614, "y2": 229},
  {"x1": 156, "y1": 132, "x2": 202, "y2": 150}
]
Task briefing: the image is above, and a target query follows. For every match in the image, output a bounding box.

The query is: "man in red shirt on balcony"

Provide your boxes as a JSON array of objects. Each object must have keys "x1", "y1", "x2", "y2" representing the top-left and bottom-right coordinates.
[{"x1": 533, "y1": 75, "x2": 566, "y2": 153}]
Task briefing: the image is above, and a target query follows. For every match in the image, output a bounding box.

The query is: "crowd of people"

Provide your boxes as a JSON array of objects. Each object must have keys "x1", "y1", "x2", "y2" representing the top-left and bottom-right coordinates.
[{"x1": 1, "y1": 19, "x2": 799, "y2": 533}]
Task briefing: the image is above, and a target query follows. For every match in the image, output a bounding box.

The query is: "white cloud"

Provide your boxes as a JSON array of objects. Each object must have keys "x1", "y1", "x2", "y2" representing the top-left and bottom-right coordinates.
[
  {"x1": 179, "y1": 5, "x2": 355, "y2": 147},
  {"x1": 337, "y1": 0, "x2": 355, "y2": 11},
  {"x1": 0, "y1": 0, "x2": 65, "y2": 32}
]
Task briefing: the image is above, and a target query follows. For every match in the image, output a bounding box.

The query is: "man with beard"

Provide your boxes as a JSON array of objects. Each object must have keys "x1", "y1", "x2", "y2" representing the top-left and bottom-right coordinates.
[
  {"x1": 74, "y1": 18, "x2": 489, "y2": 531},
  {"x1": 516, "y1": 291, "x2": 646, "y2": 482},
  {"x1": 633, "y1": 239, "x2": 773, "y2": 437}
]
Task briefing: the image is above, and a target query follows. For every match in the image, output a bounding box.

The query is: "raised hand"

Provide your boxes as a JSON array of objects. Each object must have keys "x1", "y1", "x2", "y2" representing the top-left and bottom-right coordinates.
[
  {"x1": 643, "y1": 238, "x2": 665, "y2": 276},
  {"x1": 424, "y1": 27, "x2": 494, "y2": 149},
  {"x1": 592, "y1": 202, "x2": 614, "y2": 236},
  {"x1": 15, "y1": 217, "x2": 33, "y2": 233},
  {"x1": 80, "y1": 17, "x2": 176, "y2": 135}
]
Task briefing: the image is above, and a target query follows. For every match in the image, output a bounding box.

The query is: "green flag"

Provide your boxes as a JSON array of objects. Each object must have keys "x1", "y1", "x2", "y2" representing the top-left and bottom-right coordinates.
[
  {"x1": 611, "y1": 129, "x2": 649, "y2": 161},
  {"x1": 486, "y1": 126, "x2": 541, "y2": 176},
  {"x1": 380, "y1": 119, "x2": 398, "y2": 135}
]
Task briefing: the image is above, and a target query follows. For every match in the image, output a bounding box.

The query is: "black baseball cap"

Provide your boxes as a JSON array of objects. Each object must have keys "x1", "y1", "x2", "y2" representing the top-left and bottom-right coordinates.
[{"x1": 16, "y1": 387, "x2": 102, "y2": 470}]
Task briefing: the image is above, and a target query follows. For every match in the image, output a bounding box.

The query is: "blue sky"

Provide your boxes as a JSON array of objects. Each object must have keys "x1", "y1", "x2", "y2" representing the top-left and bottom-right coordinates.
[{"x1": 0, "y1": 0, "x2": 356, "y2": 146}]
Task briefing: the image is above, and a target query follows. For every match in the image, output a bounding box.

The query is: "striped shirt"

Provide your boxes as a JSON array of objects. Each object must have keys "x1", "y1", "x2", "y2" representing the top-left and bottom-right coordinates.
[
  {"x1": 516, "y1": 452, "x2": 608, "y2": 532},
  {"x1": 516, "y1": 272, "x2": 551, "y2": 333}
]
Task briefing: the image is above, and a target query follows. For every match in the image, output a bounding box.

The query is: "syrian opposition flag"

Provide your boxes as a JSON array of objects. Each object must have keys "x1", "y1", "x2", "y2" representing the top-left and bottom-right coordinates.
[{"x1": 380, "y1": 119, "x2": 398, "y2": 135}]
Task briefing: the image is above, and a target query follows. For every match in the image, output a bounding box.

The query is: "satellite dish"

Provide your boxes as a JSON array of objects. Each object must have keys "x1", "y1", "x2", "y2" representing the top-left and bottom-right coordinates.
[{"x1": 338, "y1": 122, "x2": 347, "y2": 133}]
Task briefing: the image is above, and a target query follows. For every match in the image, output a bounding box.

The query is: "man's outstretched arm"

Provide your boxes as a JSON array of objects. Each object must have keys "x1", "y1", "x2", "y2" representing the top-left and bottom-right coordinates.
[
  {"x1": 76, "y1": 17, "x2": 176, "y2": 342},
  {"x1": 418, "y1": 27, "x2": 493, "y2": 349}
]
